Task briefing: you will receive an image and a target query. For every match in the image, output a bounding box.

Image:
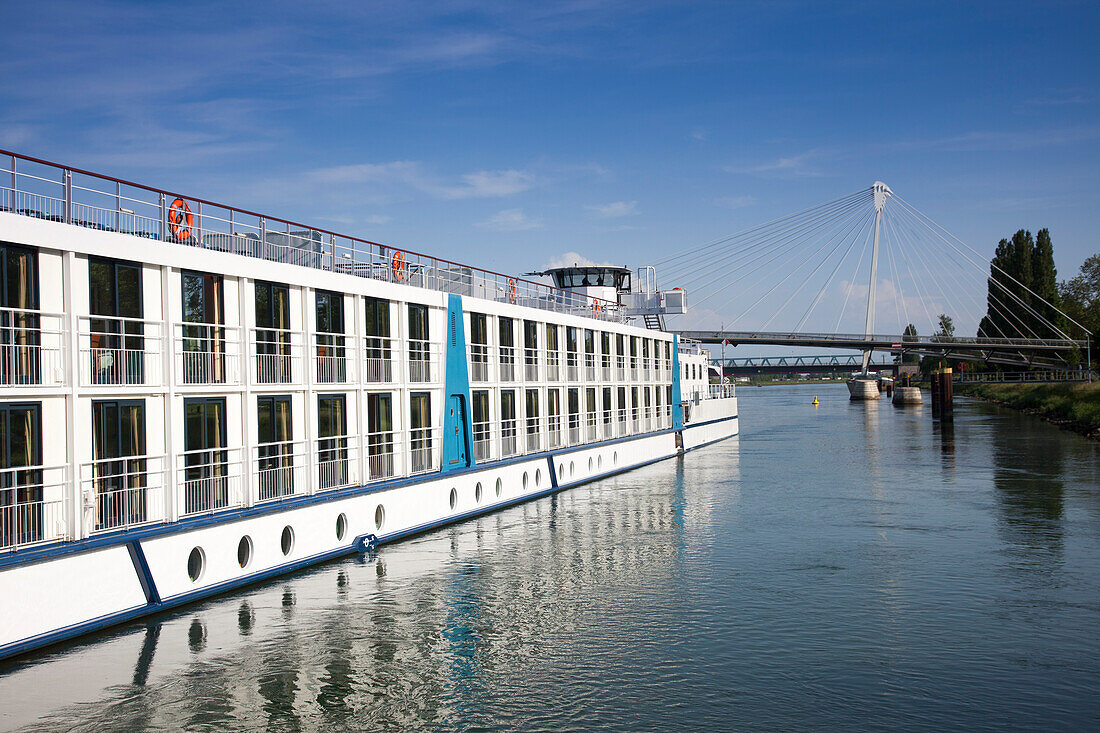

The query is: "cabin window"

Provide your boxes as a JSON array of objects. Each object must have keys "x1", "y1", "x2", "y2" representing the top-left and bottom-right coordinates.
[
  {"x1": 364, "y1": 297, "x2": 392, "y2": 382},
  {"x1": 317, "y1": 394, "x2": 348, "y2": 489},
  {"x1": 255, "y1": 281, "x2": 291, "y2": 383},
  {"x1": 499, "y1": 317, "x2": 515, "y2": 381},
  {"x1": 0, "y1": 402, "x2": 42, "y2": 548},
  {"x1": 408, "y1": 304, "x2": 430, "y2": 383},
  {"x1": 257, "y1": 395, "x2": 293, "y2": 500},
  {"x1": 0, "y1": 245, "x2": 40, "y2": 386},
  {"x1": 183, "y1": 397, "x2": 228, "y2": 514},
  {"x1": 315, "y1": 290, "x2": 346, "y2": 383},
  {"x1": 91, "y1": 399, "x2": 146, "y2": 530},
  {"x1": 181, "y1": 271, "x2": 224, "y2": 384},
  {"x1": 525, "y1": 389, "x2": 540, "y2": 451},
  {"x1": 500, "y1": 390, "x2": 517, "y2": 456},
  {"x1": 409, "y1": 392, "x2": 432, "y2": 472},
  {"x1": 366, "y1": 393, "x2": 394, "y2": 478},
  {"x1": 89, "y1": 257, "x2": 144, "y2": 385},
  {"x1": 472, "y1": 390, "x2": 490, "y2": 460}
]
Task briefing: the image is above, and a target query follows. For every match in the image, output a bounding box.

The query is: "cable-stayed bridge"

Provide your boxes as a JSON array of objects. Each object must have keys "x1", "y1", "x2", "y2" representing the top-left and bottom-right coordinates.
[{"x1": 661, "y1": 182, "x2": 1090, "y2": 369}]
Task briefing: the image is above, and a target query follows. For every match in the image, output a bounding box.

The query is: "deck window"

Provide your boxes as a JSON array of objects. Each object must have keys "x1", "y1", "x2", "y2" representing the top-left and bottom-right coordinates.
[
  {"x1": 89, "y1": 257, "x2": 144, "y2": 384},
  {"x1": 181, "y1": 271, "x2": 224, "y2": 384},
  {"x1": 91, "y1": 399, "x2": 147, "y2": 530},
  {"x1": 183, "y1": 397, "x2": 228, "y2": 514},
  {"x1": 257, "y1": 395, "x2": 294, "y2": 500},
  {"x1": 0, "y1": 402, "x2": 42, "y2": 548},
  {"x1": 0, "y1": 244, "x2": 40, "y2": 386}
]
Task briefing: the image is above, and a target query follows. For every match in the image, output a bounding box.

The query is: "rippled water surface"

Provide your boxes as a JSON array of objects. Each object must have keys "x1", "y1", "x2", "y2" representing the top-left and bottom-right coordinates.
[{"x1": 3, "y1": 386, "x2": 1100, "y2": 731}]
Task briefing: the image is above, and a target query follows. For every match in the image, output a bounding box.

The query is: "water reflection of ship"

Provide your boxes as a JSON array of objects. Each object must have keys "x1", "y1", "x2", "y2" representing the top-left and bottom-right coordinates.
[{"x1": 0, "y1": 459, "x2": 736, "y2": 730}]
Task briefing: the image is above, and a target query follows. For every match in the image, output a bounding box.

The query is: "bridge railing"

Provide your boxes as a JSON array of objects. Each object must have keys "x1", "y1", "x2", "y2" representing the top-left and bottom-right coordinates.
[{"x1": 955, "y1": 370, "x2": 1094, "y2": 384}]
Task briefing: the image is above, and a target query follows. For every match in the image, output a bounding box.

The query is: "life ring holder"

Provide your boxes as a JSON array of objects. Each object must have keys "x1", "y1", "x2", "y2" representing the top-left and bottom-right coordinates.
[
  {"x1": 168, "y1": 198, "x2": 193, "y2": 242},
  {"x1": 507, "y1": 278, "x2": 517, "y2": 303},
  {"x1": 392, "y1": 251, "x2": 407, "y2": 281}
]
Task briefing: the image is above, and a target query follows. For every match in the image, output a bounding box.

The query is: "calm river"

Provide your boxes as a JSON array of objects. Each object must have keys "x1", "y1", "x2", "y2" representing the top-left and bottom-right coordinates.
[{"x1": 2, "y1": 385, "x2": 1099, "y2": 731}]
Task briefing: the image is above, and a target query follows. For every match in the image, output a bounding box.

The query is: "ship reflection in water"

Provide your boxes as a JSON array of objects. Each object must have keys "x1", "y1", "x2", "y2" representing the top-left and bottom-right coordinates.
[{"x1": 5, "y1": 386, "x2": 1100, "y2": 731}]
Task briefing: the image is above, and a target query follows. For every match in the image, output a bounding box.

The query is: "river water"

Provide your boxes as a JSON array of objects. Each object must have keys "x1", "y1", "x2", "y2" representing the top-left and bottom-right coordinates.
[{"x1": 2, "y1": 385, "x2": 1099, "y2": 731}]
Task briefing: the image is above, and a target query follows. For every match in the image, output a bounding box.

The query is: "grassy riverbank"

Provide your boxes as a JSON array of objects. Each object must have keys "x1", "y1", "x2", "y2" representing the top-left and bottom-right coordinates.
[{"x1": 955, "y1": 381, "x2": 1100, "y2": 439}]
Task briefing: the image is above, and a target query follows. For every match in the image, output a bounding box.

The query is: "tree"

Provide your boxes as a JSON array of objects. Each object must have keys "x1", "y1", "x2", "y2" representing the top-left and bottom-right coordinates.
[
  {"x1": 1030, "y1": 229, "x2": 1063, "y2": 337},
  {"x1": 935, "y1": 313, "x2": 955, "y2": 341},
  {"x1": 902, "y1": 323, "x2": 920, "y2": 364},
  {"x1": 1059, "y1": 253, "x2": 1100, "y2": 366}
]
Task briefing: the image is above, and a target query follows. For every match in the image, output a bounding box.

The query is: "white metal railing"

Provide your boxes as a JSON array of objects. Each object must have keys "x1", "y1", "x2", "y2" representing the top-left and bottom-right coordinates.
[
  {"x1": 79, "y1": 315, "x2": 163, "y2": 387},
  {"x1": 365, "y1": 430, "x2": 400, "y2": 480},
  {"x1": 177, "y1": 447, "x2": 244, "y2": 517},
  {"x1": 547, "y1": 414, "x2": 562, "y2": 449},
  {"x1": 0, "y1": 308, "x2": 67, "y2": 388},
  {"x1": 2, "y1": 151, "x2": 626, "y2": 324},
  {"x1": 618, "y1": 408, "x2": 629, "y2": 436},
  {"x1": 632, "y1": 407, "x2": 642, "y2": 434},
  {"x1": 363, "y1": 335, "x2": 397, "y2": 383},
  {"x1": 602, "y1": 418, "x2": 614, "y2": 439},
  {"x1": 526, "y1": 417, "x2": 541, "y2": 452},
  {"x1": 601, "y1": 357, "x2": 612, "y2": 382},
  {"x1": 315, "y1": 435, "x2": 359, "y2": 490},
  {"x1": 547, "y1": 351, "x2": 561, "y2": 381},
  {"x1": 470, "y1": 343, "x2": 490, "y2": 382},
  {"x1": 314, "y1": 333, "x2": 355, "y2": 384},
  {"x1": 409, "y1": 427, "x2": 437, "y2": 474},
  {"x1": 709, "y1": 383, "x2": 736, "y2": 399},
  {"x1": 524, "y1": 348, "x2": 540, "y2": 381},
  {"x1": 408, "y1": 339, "x2": 440, "y2": 383},
  {"x1": 586, "y1": 413, "x2": 597, "y2": 442},
  {"x1": 630, "y1": 358, "x2": 639, "y2": 381},
  {"x1": 253, "y1": 440, "x2": 307, "y2": 503},
  {"x1": 0, "y1": 464, "x2": 69, "y2": 550},
  {"x1": 175, "y1": 322, "x2": 241, "y2": 385},
  {"x1": 616, "y1": 356, "x2": 627, "y2": 381},
  {"x1": 566, "y1": 353, "x2": 579, "y2": 381},
  {"x1": 585, "y1": 353, "x2": 596, "y2": 382},
  {"x1": 500, "y1": 418, "x2": 518, "y2": 457},
  {"x1": 81, "y1": 454, "x2": 167, "y2": 533},
  {"x1": 473, "y1": 421, "x2": 492, "y2": 461},
  {"x1": 250, "y1": 327, "x2": 303, "y2": 385},
  {"x1": 499, "y1": 346, "x2": 516, "y2": 382},
  {"x1": 567, "y1": 414, "x2": 581, "y2": 446}
]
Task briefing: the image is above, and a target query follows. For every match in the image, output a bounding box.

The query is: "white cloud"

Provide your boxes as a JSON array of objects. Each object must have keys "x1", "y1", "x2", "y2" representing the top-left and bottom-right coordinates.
[
  {"x1": 364, "y1": 214, "x2": 392, "y2": 225},
  {"x1": 725, "y1": 150, "x2": 825, "y2": 177},
  {"x1": 691, "y1": 128, "x2": 707, "y2": 141},
  {"x1": 478, "y1": 208, "x2": 541, "y2": 231},
  {"x1": 586, "y1": 200, "x2": 639, "y2": 218},
  {"x1": 716, "y1": 195, "x2": 756, "y2": 209},
  {"x1": 306, "y1": 161, "x2": 535, "y2": 200},
  {"x1": 542, "y1": 251, "x2": 619, "y2": 269}
]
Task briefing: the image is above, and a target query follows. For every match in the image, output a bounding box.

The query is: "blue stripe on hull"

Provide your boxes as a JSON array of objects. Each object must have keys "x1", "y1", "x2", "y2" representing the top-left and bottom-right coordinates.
[{"x1": 0, "y1": 416, "x2": 737, "y2": 662}]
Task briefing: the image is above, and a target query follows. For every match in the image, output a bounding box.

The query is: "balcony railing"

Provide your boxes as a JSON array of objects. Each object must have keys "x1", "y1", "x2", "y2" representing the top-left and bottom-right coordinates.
[
  {"x1": 709, "y1": 383, "x2": 736, "y2": 399},
  {"x1": 314, "y1": 334, "x2": 355, "y2": 384},
  {"x1": 253, "y1": 440, "x2": 307, "y2": 503},
  {"x1": 546, "y1": 352, "x2": 561, "y2": 381},
  {"x1": 177, "y1": 447, "x2": 244, "y2": 517},
  {"x1": 547, "y1": 415, "x2": 562, "y2": 449},
  {"x1": 601, "y1": 358, "x2": 612, "y2": 382},
  {"x1": 526, "y1": 417, "x2": 541, "y2": 452},
  {"x1": 79, "y1": 316, "x2": 163, "y2": 387},
  {"x1": 250, "y1": 327, "x2": 303, "y2": 385},
  {"x1": 617, "y1": 408, "x2": 629, "y2": 436},
  {"x1": 586, "y1": 413, "x2": 597, "y2": 442},
  {"x1": 175, "y1": 322, "x2": 241, "y2": 386},
  {"x1": 363, "y1": 335, "x2": 397, "y2": 383},
  {"x1": 567, "y1": 415, "x2": 581, "y2": 446},
  {"x1": 566, "y1": 354, "x2": 579, "y2": 382},
  {"x1": 585, "y1": 354, "x2": 596, "y2": 382},
  {"x1": 0, "y1": 308, "x2": 66, "y2": 388},
  {"x1": 366, "y1": 430, "x2": 400, "y2": 480},
  {"x1": 500, "y1": 419, "x2": 518, "y2": 457},
  {"x1": 602, "y1": 419, "x2": 614, "y2": 439},
  {"x1": 409, "y1": 427, "x2": 437, "y2": 474},
  {"x1": 499, "y1": 346, "x2": 516, "y2": 382},
  {"x1": 1, "y1": 150, "x2": 624, "y2": 326},
  {"x1": 408, "y1": 339, "x2": 439, "y2": 383},
  {"x1": 81, "y1": 454, "x2": 167, "y2": 533},
  {"x1": 0, "y1": 464, "x2": 68, "y2": 551},
  {"x1": 473, "y1": 421, "x2": 492, "y2": 461},
  {"x1": 315, "y1": 436, "x2": 359, "y2": 490},
  {"x1": 616, "y1": 357, "x2": 626, "y2": 381},
  {"x1": 523, "y1": 348, "x2": 539, "y2": 381},
  {"x1": 470, "y1": 343, "x2": 490, "y2": 382}
]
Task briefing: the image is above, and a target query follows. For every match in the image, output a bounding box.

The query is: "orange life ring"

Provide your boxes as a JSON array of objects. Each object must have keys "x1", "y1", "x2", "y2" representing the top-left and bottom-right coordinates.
[
  {"x1": 593, "y1": 300, "x2": 601, "y2": 316},
  {"x1": 507, "y1": 278, "x2": 516, "y2": 303},
  {"x1": 168, "y1": 198, "x2": 193, "y2": 242},
  {"x1": 392, "y1": 251, "x2": 407, "y2": 281}
]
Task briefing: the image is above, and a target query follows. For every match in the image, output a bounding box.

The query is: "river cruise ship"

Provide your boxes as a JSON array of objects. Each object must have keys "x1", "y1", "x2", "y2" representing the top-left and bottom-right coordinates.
[{"x1": 0, "y1": 149, "x2": 737, "y2": 660}]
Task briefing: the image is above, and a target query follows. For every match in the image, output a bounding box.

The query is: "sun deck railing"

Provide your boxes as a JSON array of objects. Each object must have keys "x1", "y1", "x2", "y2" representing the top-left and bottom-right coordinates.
[
  {"x1": 0, "y1": 308, "x2": 67, "y2": 388},
  {"x1": 0, "y1": 150, "x2": 623, "y2": 323},
  {"x1": 0, "y1": 464, "x2": 69, "y2": 551}
]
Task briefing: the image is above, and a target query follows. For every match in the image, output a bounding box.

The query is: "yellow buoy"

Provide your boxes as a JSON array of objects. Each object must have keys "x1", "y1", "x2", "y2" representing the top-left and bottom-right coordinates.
[{"x1": 812, "y1": 396, "x2": 819, "y2": 406}]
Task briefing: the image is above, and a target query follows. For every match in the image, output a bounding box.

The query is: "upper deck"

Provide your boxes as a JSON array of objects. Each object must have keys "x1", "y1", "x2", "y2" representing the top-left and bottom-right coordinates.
[{"x1": 0, "y1": 150, "x2": 624, "y2": 323}]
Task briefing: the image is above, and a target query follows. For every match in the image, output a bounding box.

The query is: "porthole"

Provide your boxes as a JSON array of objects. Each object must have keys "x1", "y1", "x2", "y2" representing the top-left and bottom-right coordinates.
[
  {"x1": 449, "y1": 487, "x2": 457, "y2": 510},
  {"x1": 281, "y1": 526, "x2": 294, "y2": 556},
  {"x1": 598, "y1": 455, "x2": 603, "y2": 469},
  {"x1": 336, "y1": 513, "x2": 348, "y2": 541},
  {"x1": 375, "y1": 504, "x2": 385, "y2": 530},
  {"x1": 475, "y1": 482, "x2": 483, "y2": 503},
  {"x1": 558, "y1": 463, "x2": 564, "y2": 478},
  {"x1": 613, "y1": 451, "x2": 618, "y2": 465},
  {"x1": 495, "y1": 477, "x2": 502, "y2": 497},
  {"x1": 522, "y1": 471, "x2": 529, "y2": 490},
  {"x1": 535, "y1": 468, "x2": 542, "y2": 487},
  {"x1": 187, "y1": 547, "x2": 205, "y2": 582},
  {"x1": 237, "y1": 536, "x2": 253, "y2": 569},
  {"x1": 588, "y1": 457, "x2": 593, "y2": 472},
  {"x1": 569, "y1": 461, "x2": 575, "y2": 476}
]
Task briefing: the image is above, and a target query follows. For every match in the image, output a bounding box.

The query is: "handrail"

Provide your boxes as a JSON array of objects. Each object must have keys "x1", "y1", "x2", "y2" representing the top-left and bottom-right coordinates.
[{"x1": 0, "y1": 148, "x2": 622, "y2": 318}]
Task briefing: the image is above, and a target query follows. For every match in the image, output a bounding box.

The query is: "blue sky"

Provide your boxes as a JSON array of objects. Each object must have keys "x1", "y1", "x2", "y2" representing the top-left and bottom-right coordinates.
[{"x1": 1, "y1": 0, "x2": 1097, "y2": 318}]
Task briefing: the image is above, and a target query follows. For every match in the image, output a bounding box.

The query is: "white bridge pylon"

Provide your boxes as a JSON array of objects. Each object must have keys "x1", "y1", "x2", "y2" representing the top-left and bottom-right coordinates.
[{"x1": 659, "y1": 181, "x2": 1088, "y2": 367}]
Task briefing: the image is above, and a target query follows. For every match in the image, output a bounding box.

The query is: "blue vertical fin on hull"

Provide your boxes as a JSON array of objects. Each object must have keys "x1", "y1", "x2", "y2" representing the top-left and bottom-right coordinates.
[
  {"x1": 442, "y1": 294, "x2": 475, "y2": 472},
  {"x1": 672, "y1": 334, "x2": 684, "y2": 431}
]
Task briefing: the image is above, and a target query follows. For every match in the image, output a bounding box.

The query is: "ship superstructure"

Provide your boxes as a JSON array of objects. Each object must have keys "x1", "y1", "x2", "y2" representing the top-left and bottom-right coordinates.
[{"x1": 0, "y1": 149, "x2": 737, "y2": 660}]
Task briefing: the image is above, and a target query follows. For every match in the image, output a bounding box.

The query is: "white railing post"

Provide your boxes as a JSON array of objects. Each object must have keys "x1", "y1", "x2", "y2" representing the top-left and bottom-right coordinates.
[
  {"x1": 63, "y1": 251, "x2": 82, "y2": 541},
  {"x1": 63, "y1": 169, "x2": 72, "y2": 224},
  {"x1": 239, "y1": 277, "x2": 255, "y2": 507},
  {"x1": 161, "y1": 266, "x2": 178, "y2": 523},
  {"x1": 302, "y1": 285, "x2": 316, "y2": 494}
]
